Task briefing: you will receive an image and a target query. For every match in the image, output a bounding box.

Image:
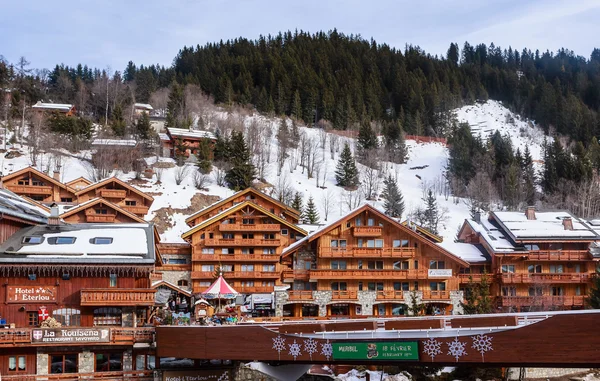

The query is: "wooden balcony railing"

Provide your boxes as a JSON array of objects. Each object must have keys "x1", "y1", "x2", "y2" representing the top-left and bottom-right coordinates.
[
  {"x1": 227, "y1": 271, "x2": 280, "y2": 279},
  {"x1": 80, "y1": 288, "x2": 155, "y2": 306},
  {"x1": 331, "y1": 290, "x2": 358, "y2": 300},
  {"x1": 192, "y1": 271, "x2": 215, "y2": 279},
  {"x1": 526, "y1": 250, "x2": 590, "y2": 261},
  {"x1": 193, "y1": 253, "x2": 279, "y2": 262},
  {"x1": 500, "y1": 273, "x2": 591, "y2": 284},
  {"x1": 97, "y1": 189, "x2": 127, "y2": 199},
  {"x1": 459, "y1": 273, "x2": 486, "y2": 283},
  {"x1": 203, "y1": 238, "x2": 281, "y2": 246},
  {"x1": 85, "y1": 214, "x2": 117, "y2": 223},
  {"x1": 219, "y1": 223, "x2": 280, "y2": 232},
  {"x1": 288, "y1": 290, "x2": 314, "y2": 301},
  {"x1": 320, "y1": 247, "x2": 416, "y2": 258},
  {"x1": 0, "y1": 327, "x2": 154, "y2": 347},
  {"x1": 310, "y1": 269, "x2": 428, "y2": 280},
  {"x1": 422, "y1": 290, "x2": 451, "y2": 300},
  {"x1": 237, "y1": 286, "x2": 275, "y2": 293},
  {"x1": 376, "y1": 290, "x2": 404, "y2": 300},
  {"x1": 499, "y1": 295, "x2": 585, "y2": 307},
  {"x1": 282, "y1": 269, "x2": 310, "y2": 281},
  {"x1": 150, "y1": 272, "x2": 162, "y2": 282},
  {"x1": 10, "y1": 185, "x2": 53, "y2": 195},
  {"x1": 1, "y1": 370, "x2": 154, "y2": 380},
  {"x1": 122, "y1": 205, "x2": 150, "y2": 215},
  {"x1": 353, "y1": 226, "x2": 383, "y2": 237}
]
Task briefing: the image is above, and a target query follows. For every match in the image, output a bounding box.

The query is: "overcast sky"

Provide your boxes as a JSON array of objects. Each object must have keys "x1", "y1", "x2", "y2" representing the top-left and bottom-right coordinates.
[{"x1": 1, "y1": 0, "x2": 599, "y2": 72}]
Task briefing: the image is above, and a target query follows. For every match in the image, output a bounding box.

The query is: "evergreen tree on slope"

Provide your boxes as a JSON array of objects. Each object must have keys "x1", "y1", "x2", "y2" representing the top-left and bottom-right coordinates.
[
  {"x1": 225, "y1": 131, "x2": 256, "y2": 191},
  {"x1": 382, "y1": 175, "x2": 404, "y2": 219},
  {"x1": 335, "y1": 143, "x2": 359, "y2": 187},
  {"x1": 303, "y1": 196, "x2": 320, "y2": 224}
]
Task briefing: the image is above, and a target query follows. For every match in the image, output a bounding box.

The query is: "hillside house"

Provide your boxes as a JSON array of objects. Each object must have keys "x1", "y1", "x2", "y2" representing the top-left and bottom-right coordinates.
[
  {"x1": 161, "y1": 127, "x2": 216, "y2": 158},
  {"x1": 1, "y1": 167, "x2": 77, "y2": 204},
  {"x1": 31, "y1": 102, "x2": 75, "y2": 116}
]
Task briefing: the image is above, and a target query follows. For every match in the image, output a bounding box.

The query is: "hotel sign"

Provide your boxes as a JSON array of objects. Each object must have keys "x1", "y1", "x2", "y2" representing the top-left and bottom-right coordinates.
[
  {"x1": 163, "y1": 369, "x2": 232, "y2": 381},
  {"x1": 332, "y1": 341, "x2": 419, "y2": 361},
  {"x1": 31, "y1": 328, "x2": 110, "y2": 344},
  {"x1": 7, "y1": 286, "x2": 57, "y2": 303},
  {"x1": 428, "y1": 269, "x2": 453, "y2": 278}
]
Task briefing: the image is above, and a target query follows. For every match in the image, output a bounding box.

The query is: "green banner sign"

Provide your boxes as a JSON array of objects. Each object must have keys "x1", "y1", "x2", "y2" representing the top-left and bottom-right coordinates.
[{"x1": 332, "y1": 341, "x2": 419, "y2": 361}]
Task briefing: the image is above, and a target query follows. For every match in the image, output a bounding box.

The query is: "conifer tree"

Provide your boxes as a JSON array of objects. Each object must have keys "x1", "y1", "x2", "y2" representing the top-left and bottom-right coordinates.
[
  {"x1": 291, "y1": 90, "x2": 302, "y2": 120},
  {"x1": 166, "y1": 81, "x2": 185, "y2": 128},
  {"x1": 383, "y1": 120, "x2": 407, "y2": 164},
  {"x1": 335, "y1": 143, "x2": 359, "y2": 187},
  {"x1": 213, "y1": 132, "x2": 231, "y2": 162},
  {"x1": 291, "y1": 191, "x2": 303, "y2": 214},
  {"x1": 196, "y1": 138, "x2": 213, "y2": 174},
  {"x1": 357, "y1": 121, "x2": 378, "y2": 152},
  {"x1": 423, "y1": 189, "x2": 439, "y2": 234},
  {"x1": 303, "y1": 196, "x2": 320, "y2": 224},
  {"x1": 382, "y1": 175, "x2": 404, "y2": 219},
  {"x1": 588, "y1": 271, "x2": 600, "y2": 309},
  {"x1": 225, "y1": 131, "x2": 256, "y2": 191},
  {"x1": 135, "y1": 112, "x2": 151, "y2": 140},
  {"x1": 110, "y1": 105, "x2": 126, "y2": 136}
]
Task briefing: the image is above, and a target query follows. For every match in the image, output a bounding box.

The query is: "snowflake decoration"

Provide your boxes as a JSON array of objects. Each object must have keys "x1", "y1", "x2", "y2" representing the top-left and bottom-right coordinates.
[
  {"x1": 471, "y1": 334, "x2": 493, "y2": 361},
  {"x1": 422, "y1": 338, "x2": 442, "y2": 361},
  {"x1": 272, "y1": 335, "x2": 286, "y2": 360},
  {"x1": 288, "y1": 339, "x2": 302, "y2": 360},
  {"x1": 304, "y1": 338, "x2": 318, "y2": 360},
  {"x1": 320, "y1": 339, "x2": 333, "y2": 360},
  {"x1": 447, "y1": 337, "x2": 468, "y2": 362}
]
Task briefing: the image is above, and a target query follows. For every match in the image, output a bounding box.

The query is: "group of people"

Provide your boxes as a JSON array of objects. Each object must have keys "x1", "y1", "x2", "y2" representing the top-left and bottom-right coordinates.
[{"x1": 197, "y1": 315, "x2": 248, "y2": 326}]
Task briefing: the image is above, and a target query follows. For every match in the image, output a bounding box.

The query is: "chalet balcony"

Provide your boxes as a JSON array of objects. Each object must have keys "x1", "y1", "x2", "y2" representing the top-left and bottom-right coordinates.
[
  {"x1": 287, "y1": 290, "x2": 314, "y2": 301},
  {"x1": 282, "y1": 269, "x2": 310, "y2": 282},
  {"x1": 459, "y1": 273, "x2": 486, "y2": 283},
  {"x1": 193, "y1": 253, "x2": 279, "y2": 262},
  {"x1": 80, "y1": 288, "x2": 155, "y2": 306},
  {"x1": 192, "y1": 271, "x2": 215, "y2": 279},
  {"x1": 2, "y1": 370, "x2": 154, "y2": 380},
  {"x1": 97, "y1": 188, "x2": 127, "y2": 199},
  {"x1": 10, "y1": 185, "x2": 52, "y2": 195},
  {"x1": 237, "y1": 286, "x2": 275, "y2": 293},
  {"x1": 0, "y1": 327, "x2": 154, "y2": 348},
  {"x1": 192, "y1": 271, "x2": 279, "y2": 280},
  {"x1": 376, "y1": 290, "x2": 404, "y2": 300},
  {"x1": 320, "y1": 247, "x2": 416, "y2": 258},
  {"x1": 500, "y1": 273, "x2": 590, "y2": 284},
  {"x1": 421, "y1": 290, "x2": 451, "y2": 300},
  {"x1": 309, "y1": 269, "x2": 428, "y2": 280},
  {"x1": 85, "y1": 212, "x2": 117, "y2": 223},
  {"x1": 331, "y1": 290, "x2": 358, "y2": 300},
  {"x1": 219, "y1": 223, "x2": 280, "y2": 232},
  {"x1": 123, "y1": 205, "x2": 150, "y2": 215},
  {"x1": 353, "y1": 226, "x2": 383, "y2": 237},
  {"x1": 526, "y1": 250, "x2": 590, "y2": 261},
  {"x1": 499, "y1": 295, "x2": 585, "y2": 308},
  {"x1": 203, "y1": 238, "x2": 281, "y2": 246}
]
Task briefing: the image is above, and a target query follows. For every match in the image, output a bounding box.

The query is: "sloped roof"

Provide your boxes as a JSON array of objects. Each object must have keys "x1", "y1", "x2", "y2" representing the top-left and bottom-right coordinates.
[
  {"x1": 152, "y1": 280, "x2": 191, "y2": 297},
  {"x1": 0, "y1": 188, "x2": 49, "y2": 224},
  {"x1": 181, "y1": 201, "x2": 307, "y2": 240},
  {"x1": 491, "y1": 210, "x2": 598, "y2": 240},
  {"x1": 166, "y1": 127, "x2": 216, "y2": 140},
  {"x1": 281, "y1": 204, "x2": 470, "y2": 267},
  {"x1": 59, "y1": 197, "x2": 145, "y2": 223},
  {"x1": 134, "y1": 103, "x2": 153, "y2": 111},
  {"x1": 75, "y1": 176, "x2": 154, "y2": 202},
  {"x1": 2, "y1": 166, "x2": 76, "y2": 193},
  {"x1": 31, "y1": 102, "x2": 73, "y2": 112},
  {"x1": 184, "y1": 188, "x2": 301, "y2": 226},
  {"x1": 65, "y1": 176, "x2": 93, "y2": 188}
]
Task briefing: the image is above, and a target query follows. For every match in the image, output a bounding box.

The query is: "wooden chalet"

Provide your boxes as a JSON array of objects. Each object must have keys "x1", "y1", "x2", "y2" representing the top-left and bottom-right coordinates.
[
  {"x1": 279, "y1": 204, "x2": 480, "y2": 318},
  {"x1": 162, "y1": 127, "x2": 216, "y2": 158},
  {"x1": 458, "y1": 207, "x2": 599, "y2": 311},
  {"x1": 0, "y1": 222, "x2": 158, "y2": 377},
  {"x1": 185, "y1": 187, "x2": 301, "y2": 226},
  {"x1": 1, "y1": 167, "x2": 77, "y2": 204},
  {"x1": 31, "y1": 102, "x2": 76, "y2": 116},
  {"x1": 182, "y1": 201, "x2": 307, "y2": 310},
  {"x1": 0, "y1": 189, "x2": 49, "y2": 244},
  {"x1": 64, "y1": 176, "x2": 93, "y2": 191},
  {"x1": 75, "y1": 177, "x2": 154, "y2": 218},
  {"x1": 59, "y1": 198, "x2": 145, "y2": 224}
]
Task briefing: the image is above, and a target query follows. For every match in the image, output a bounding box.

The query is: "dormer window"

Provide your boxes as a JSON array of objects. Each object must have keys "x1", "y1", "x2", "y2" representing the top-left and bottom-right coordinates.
[
  {"x1": 48, "y1": 237, "x2": 76, "y2": 245},
  {"x1": 22, "y1": 236, "x2": 43, "y2": 244},
  {"x1": 31, "y1": 179, "x2": 44, "y2": 186},
  {"x1": 95, "y1": 209, "x2": 108, "y2": 215},
  {"x1": 91, "y1": 237, "x2": 113, "y2": 245},
  {"x1": 125, "y1": 200, "x2": 137, "y2": 206}
]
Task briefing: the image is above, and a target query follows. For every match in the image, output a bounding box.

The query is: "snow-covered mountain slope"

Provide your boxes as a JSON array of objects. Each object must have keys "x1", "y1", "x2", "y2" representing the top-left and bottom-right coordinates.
[{"x1": 0, "y1": 100, "x2": 549, "y2": 246}]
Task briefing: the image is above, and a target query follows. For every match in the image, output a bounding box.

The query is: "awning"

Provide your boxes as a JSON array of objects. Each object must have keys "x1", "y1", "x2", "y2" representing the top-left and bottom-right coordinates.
[{"x1": 200, "y1": 276, "x2": 239, "y2": 299}]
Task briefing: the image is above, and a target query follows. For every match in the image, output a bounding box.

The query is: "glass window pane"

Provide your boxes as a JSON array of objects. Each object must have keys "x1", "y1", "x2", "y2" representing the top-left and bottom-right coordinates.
[
  {"x1": 18, "y1": 356, "x2": 26, "y2": 371},
  {"x1": 8, "y1": 357, "x2": 16, "y2": 371},
  {"x1": 136, "y1": 355, "x2": 145, "y2": 370}
]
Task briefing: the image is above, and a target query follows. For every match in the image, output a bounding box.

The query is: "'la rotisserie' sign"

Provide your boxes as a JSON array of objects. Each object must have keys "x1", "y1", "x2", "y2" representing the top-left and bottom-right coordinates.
[{"x1": 7, "y1": 286, "x2": 57, "y2": 303}]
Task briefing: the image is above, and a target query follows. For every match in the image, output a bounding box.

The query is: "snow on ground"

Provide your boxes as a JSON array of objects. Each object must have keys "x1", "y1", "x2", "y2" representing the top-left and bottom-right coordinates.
[
  {"x1": 337, "y1": 369, "x2": 410, "y2": 381},
  {"x1": 0, "y1": 100, "x2": 551, "y2": 247}
]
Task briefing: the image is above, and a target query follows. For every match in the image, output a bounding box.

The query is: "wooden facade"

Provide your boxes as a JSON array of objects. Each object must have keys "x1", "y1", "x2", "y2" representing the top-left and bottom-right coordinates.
[
  {"x1": 75, "y1": 177, "x2": 153, "y2": 218},
  {"x1": 60, "y1": 198, "x2": 145, "y2": 224},
  {"x1": 281, "y1": 204, "x2": 471, "y2": 317},
  {"x1": 182, "y1": 201, "x2": 306, "y2": 294},
  {"x1": 185, "y1": 187, "x2": 301, "y2": 226},
  {"x1": 1, "y1": 167, "x2": 77, "y2": 204}
]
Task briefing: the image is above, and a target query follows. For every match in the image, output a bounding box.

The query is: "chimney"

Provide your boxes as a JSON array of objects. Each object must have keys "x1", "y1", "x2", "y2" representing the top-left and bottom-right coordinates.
[
  {"x1": 562, "y1": 217, "x2": 573, "y2": 231},
  {"x1": 474, "y1": 211, "x2": 481, "y2": 223},
  {"x1": 48, "y1": 203, "x2": 60, "y2": 225},
  {"x1": 525, "y1": 206, "x2": 536, "y2": 220},
  {"x1": 53, "y1": 170, "x2": 60, "y2": 181}
]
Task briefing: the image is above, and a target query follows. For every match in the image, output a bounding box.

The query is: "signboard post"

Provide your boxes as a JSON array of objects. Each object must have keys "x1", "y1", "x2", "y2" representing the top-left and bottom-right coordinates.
[{"x1": 332, "y1": 341, "x2": 419, "y2": 361}]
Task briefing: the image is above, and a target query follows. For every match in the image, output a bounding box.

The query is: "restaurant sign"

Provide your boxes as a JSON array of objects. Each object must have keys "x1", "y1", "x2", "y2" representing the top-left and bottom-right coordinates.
[
  {"x1": 163, "y1": 369, "x2": 231, "y2": 381},
  {"x1": 332, "y1": 341, "x2": 419, "y2": 361},
  {"x1": 7, "y1": 286, "x2": 57, "y2": 303},
  {"x1": 31, "y1": 328, "x2": 110, "y2": 344},
  {"x1": 428, "y1": 269, "x2": 453, "y2": 278}
]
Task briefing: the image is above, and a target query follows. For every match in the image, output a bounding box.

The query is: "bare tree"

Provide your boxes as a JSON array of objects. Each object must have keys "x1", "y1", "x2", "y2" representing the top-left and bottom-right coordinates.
[
  {"x1": 321, "y1": 190, "x2": 335, "y2": 221},
  {"x1": 464, "y1": 171, "x2": 499, "y2": 216},
  {"x1": 192, "y1": 171, "x2": 211, "y2": 190},
  {"x1": 329, "y1": 133, "x2": 340, "y2": 160},
  {"x1": 174, "y1": 165, "x2": 191, "y2": 185},
  {"x1": 360, "y1": 153, "x2": 382, "y2": 200},
  {"x1": 305, "y1": 136, "x2": 319, "y2": 179},
  {"x1": 273, "y1": 174, "x2": 294, "y2": 206},
  {"x1": 343, "y1": 189, "x2": 363, "y2": 211},
  {"x1": 154, "y1": 168, "x2": 164, "y2": 183},
  {"x1": 318, "y1": 128, "x2": 328, "y2": 150},
  {"x1": 149, "y1": 88, "x2": 169, "y2": 117},
  {"x1": 213, "y1": 161, "x2": 231, "y2": 187}
]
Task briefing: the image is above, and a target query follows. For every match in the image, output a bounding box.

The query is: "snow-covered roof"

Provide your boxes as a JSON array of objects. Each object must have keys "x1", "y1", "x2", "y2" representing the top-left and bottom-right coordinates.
[
  {"x1": 0, "y1": 188, "x2": 49, "y2": 224},
  {"x1": 464, "y1": 218, "x2": 520, "y2": 253},
  {"x1": 166, "y1": 127, "x2": 216, "y2": 140},
  {"x1": 31, "y1": 102, "x2": 73, "y2": 112},
  {"x1": 436, "y1": 241, "x2": 489, "y2": 264},
  {"x1": 91, "y1": 139, "x2": 137, "y2": 147},
  {"x1": 134, "y1": 103, "x2": 153, "y2": 111},
  {"x1": 158, "y1": 133, "x2": 170, "y2": 142},
  {"x1": 0, "y1": 223, "x2": 155, "y2": 264},
  {"x1": 491, "y1": 211, "x2": 597, "y2": 240}
]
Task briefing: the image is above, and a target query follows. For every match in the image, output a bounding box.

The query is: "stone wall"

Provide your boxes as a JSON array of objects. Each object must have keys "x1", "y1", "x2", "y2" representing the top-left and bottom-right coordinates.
[
  {"x1": 449, "y1": 291, "x2": 464, "y2": 315},
  {"x1": 236, "y1": 365, "x2": 278, "y2": 381},
  {"x1": 357, "y1": 290, "x2": 377, "y2": 315},
  {"x1": 313, "y1": 291, "x2": 332, "y2": 317},
  {"x1": 507, "y1": 367, "x2": 590, "y2": 380},
  {"x1": 36, "y1": 351, "x2": 48, "y2": 375},
  {"x1": 274, "y1": 289, "x2": 290, "y2": 317},
  {"x1": 160, "y1": 270, "x2": 191, "y2": 291},
  {"x1": 78, "y1": 351, "x2": 94, "y2": 373}
]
